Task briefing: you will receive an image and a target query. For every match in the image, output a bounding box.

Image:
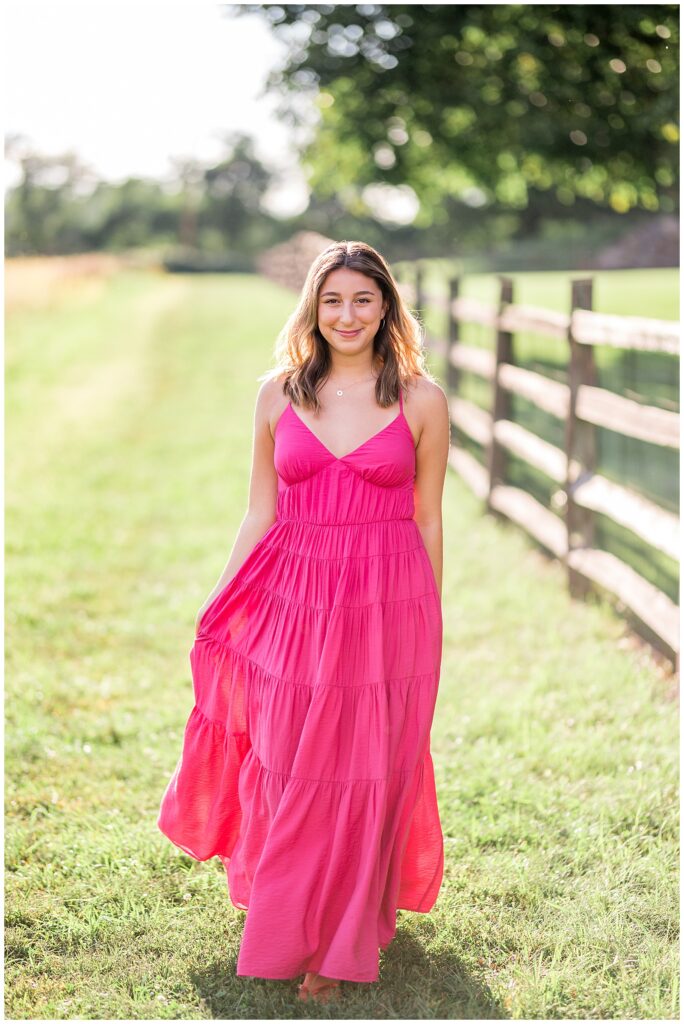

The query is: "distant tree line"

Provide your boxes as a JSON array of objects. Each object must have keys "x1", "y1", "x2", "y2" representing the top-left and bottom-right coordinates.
[
  {"x1": 5, "y1": 133, "x2": 286, "y2": 261},
  {"x1": 5, "y1": 124, "x2": 670, "y2": 269}
]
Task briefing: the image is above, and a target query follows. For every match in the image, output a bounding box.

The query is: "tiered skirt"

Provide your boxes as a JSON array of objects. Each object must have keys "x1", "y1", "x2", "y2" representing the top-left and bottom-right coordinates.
[{"x1": 157, "y1": 516, "x2": 443, "y2": 982}]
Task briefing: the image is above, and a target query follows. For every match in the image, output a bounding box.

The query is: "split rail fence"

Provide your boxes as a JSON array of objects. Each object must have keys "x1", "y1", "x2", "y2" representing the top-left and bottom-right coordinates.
[{"x1": 398, "y1": 267, "x2": 680, "y2": 669}]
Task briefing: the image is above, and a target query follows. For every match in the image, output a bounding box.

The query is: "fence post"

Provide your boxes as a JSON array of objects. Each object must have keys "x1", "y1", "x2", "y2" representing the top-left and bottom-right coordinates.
[
  {"x1": 564, "y1": 278, "x2": 597, "y2": 598},
  {"x1": 485, "y1": 276, "x2": 514, "y2": 510},
  {"x1": 446, "y1": 276, "x2": 460, "y2": 447}
]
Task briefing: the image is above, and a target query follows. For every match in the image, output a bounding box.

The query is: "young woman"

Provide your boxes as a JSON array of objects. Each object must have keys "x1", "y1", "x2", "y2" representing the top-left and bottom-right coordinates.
[{"x1": 157, "y1": 240, "x2": 450, "y2": 1004}]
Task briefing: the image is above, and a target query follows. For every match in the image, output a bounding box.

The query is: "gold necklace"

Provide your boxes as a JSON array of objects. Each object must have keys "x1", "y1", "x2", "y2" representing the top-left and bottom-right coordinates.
[{"x1": 329, "y1": 372, "x2": 378, "y2": 397}]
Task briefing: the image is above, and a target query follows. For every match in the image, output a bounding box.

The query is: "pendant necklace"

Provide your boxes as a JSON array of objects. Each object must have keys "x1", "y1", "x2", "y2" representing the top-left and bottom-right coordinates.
[{"x1": 330, "y1": 372, "x2": 378, "y2": 397}]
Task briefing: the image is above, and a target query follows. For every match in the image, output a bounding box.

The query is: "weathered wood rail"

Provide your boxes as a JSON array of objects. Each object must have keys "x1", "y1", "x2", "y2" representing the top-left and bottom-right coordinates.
[{"x1": 398, "y1": 268, "x2": 679, "y2": 669}]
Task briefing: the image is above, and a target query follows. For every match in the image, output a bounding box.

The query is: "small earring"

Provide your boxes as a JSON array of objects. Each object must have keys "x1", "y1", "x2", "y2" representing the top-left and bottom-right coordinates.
[{"x1": 380, "y1": 317, "x2": 385, "y2": 328}]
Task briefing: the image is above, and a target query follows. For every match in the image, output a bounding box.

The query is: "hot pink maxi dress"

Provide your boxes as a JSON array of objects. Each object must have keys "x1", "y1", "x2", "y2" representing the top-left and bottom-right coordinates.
[{"x1": 157, "y1": 384, "x2": 444, "y2": 983}]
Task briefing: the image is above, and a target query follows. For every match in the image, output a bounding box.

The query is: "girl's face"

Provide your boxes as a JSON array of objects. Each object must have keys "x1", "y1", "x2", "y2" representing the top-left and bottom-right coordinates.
[{"x1": 317, "y1": 267, "x2": 387, "y2": 356}]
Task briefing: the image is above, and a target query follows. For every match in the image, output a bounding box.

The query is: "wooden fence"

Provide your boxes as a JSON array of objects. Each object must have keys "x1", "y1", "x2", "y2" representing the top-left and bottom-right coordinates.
[{"x1": 398, "y1": 267, "x2": 680, "y2": 670}]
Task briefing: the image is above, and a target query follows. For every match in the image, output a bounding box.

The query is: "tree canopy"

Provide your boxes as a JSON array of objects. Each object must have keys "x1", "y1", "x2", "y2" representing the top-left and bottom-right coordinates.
[{"x1": 227, "y1": 4, "x2": 679, "y2": 225}]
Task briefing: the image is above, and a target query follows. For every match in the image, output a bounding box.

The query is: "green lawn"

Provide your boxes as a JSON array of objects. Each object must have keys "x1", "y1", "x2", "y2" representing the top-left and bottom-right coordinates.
[{"x1": 5, "y1": 264, "x2": 679, "y2": 1019}]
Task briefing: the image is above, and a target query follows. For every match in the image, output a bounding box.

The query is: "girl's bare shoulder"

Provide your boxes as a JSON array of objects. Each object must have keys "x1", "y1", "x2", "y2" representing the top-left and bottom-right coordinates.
[
  {"x1": 258, "y1": 371, "x2": 291, "y2": 439},
  {"x1": 405, "y1": 373, "x2": 446, "y2": 407},
  {"x1": 258, "y1": 371, "x2": 289, "y2": 400}
]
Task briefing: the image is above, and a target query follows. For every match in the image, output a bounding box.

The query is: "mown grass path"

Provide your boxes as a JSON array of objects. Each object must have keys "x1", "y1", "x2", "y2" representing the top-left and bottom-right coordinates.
[{"x1": 5, "y1": 266, "x2": 678, "y2": 1019}]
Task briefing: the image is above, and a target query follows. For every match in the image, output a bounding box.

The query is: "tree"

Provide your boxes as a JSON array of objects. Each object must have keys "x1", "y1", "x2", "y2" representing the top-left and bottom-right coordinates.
[
  {"x1": 5, "y1": 134, "x2": 102, "y2": 254},
  {"x1": 202, "y1": 132, "x2": 274, "y2": 241},
  {"x1": 225, "y1": 4, "x2": 679, "y2": 225}
]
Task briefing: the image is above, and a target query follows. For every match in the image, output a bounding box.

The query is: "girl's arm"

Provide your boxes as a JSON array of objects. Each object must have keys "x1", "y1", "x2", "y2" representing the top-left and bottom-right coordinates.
[
  {"x1": 412, "y1": 379, "x2": 450, "y2": 601},
  {"x1": 195, "y1": 377, "x2": 282, "y2": 631}
]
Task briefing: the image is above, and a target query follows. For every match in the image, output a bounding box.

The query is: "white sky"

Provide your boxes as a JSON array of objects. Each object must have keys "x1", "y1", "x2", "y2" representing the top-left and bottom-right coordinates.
[{"x1": 3, "y1": 1, "x2": 312, "y2": 216}]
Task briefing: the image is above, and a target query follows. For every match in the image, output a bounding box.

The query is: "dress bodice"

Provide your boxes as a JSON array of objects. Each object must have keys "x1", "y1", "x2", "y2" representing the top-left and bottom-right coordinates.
[{"x1": 273, "y1": 397, "x2": 416, "y2": 525}]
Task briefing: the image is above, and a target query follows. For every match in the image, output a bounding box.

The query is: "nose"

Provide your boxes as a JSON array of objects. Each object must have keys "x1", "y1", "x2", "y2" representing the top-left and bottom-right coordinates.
[{"x1": 337, "y1": 303, "x2": 358, "y2": 326}]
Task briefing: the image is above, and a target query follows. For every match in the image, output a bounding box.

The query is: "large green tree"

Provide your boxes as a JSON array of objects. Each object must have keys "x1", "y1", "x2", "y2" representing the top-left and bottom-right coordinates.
[{"x1": 226, "y1": 4, "x2": 679, "y2": 226}]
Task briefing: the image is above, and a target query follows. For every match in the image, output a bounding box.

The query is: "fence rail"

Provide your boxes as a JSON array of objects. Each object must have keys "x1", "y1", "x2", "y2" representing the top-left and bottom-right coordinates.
[{"x1": 399, "y1": 269, "x2": 680, "y2": 669}]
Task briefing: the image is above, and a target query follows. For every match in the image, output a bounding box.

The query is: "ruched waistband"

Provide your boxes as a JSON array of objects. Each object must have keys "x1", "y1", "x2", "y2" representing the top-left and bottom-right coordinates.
[{"x1": 276, "y1": 515, "x2": 415, "y2": 526}]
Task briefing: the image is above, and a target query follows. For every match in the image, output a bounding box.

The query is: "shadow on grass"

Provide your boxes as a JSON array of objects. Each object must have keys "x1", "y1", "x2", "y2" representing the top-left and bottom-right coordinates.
[{"x1": 192, "y1": 925, "x2": 506, "y2": 1020}]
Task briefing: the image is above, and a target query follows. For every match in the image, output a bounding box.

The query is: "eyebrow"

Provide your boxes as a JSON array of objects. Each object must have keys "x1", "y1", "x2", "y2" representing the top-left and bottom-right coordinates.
[{"x1": 320, "y1": 290, "x2": 376, "y2": 297}]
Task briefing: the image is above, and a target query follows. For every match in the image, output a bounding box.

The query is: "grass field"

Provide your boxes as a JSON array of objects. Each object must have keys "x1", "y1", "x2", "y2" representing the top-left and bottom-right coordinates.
[{"x1": 5, "y1": 259, "x2": 679, "y2": 1019}]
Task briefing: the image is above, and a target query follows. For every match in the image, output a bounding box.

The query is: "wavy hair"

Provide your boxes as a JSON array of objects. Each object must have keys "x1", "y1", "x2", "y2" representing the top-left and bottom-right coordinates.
[{"x1": 259, "y1": 240, "x2": 437, "y2": 411}]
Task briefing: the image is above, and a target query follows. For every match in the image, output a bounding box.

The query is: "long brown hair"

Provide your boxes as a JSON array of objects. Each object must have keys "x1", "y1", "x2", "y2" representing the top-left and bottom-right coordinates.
[{"x1": 259, "y1": 240, "x2": 437, "y2": 411}]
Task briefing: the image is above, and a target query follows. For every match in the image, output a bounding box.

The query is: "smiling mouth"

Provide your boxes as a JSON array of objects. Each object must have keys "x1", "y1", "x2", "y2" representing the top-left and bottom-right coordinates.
[{"x1": 336, "y1": 329, "x2": 362, "y2": 335}]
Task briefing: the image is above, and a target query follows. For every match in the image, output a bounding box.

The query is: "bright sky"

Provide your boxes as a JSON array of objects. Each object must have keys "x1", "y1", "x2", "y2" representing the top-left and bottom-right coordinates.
[{"x1": 3, "y1": 2, "x2": 311, "y2": 215}]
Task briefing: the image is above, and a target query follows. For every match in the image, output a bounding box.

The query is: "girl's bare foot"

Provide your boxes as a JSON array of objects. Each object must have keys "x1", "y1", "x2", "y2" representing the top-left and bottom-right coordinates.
[{"x1": 297, "y1": 971, "x2": 341, "y2": 1004}]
